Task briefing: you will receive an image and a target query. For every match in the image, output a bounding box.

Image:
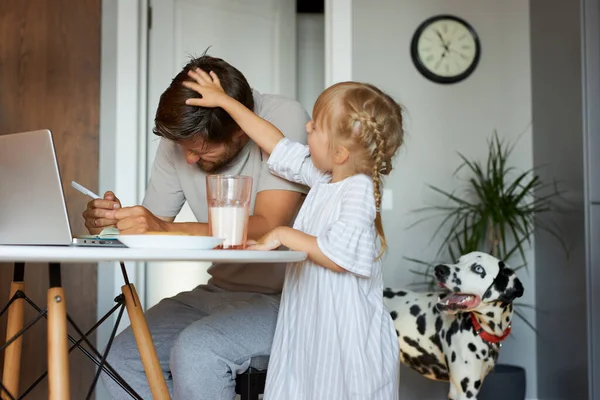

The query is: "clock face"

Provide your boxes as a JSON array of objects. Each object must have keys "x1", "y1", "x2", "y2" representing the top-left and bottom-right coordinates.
[{"x1": 411, "y1": 15, "x2": 481, "y2": 84}]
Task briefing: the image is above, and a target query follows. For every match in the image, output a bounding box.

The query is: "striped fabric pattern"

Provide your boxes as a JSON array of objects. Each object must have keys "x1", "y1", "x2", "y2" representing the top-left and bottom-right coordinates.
[{"x1": 263, "y1": 139, "x2": 400, "y2": 400}]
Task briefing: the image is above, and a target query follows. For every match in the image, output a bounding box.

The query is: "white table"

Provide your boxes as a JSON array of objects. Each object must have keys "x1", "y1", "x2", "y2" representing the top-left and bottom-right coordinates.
[{"x1": 0, "y1": 245, "x2": 306, "y2": 400}]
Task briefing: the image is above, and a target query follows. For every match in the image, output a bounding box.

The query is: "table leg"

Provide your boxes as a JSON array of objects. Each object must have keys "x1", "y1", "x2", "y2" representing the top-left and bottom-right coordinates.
[
  {"x1": 47, "y1": 263, "x2": 70, "y2": 400},
  {"x1": 121, "y1": 283, "x2": 170, "y2": 400},
  {"x1": 2, "y1": 263, "x2": 25, "y2": 400}
]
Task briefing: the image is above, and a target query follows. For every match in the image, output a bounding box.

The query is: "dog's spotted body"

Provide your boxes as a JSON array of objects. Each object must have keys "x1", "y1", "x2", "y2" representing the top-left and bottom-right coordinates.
[{"x1": 384, "y1": 252, "x2": 524, "y2": 400}]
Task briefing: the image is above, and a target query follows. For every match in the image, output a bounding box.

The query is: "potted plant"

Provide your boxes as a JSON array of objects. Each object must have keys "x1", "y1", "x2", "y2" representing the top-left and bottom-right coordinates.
[{"x1": 406, "y1": 131, "x2": 565, "y2": 400}]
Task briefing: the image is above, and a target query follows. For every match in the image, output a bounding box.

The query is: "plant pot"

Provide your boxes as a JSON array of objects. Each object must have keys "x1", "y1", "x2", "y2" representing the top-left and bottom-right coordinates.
[{"x1": 478, "y1": 364, "x2": 526, "y2": 400}]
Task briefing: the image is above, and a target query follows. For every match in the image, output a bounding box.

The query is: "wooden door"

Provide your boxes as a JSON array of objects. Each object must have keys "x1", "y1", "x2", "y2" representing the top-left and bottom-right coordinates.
[{"x1": 0, "y1": 0, "x2": 100, "y2": 398}]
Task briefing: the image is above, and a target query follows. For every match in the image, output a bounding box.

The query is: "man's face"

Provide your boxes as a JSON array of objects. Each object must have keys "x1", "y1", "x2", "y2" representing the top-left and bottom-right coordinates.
[{"x1": 178, "y1": 135, "x2": 247, "y2": 173}]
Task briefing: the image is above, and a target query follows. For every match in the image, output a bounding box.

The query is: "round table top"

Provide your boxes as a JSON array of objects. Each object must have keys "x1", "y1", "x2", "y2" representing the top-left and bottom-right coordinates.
[{"x1": 0, "y1": 245, "x2": 307, "y2": 264}]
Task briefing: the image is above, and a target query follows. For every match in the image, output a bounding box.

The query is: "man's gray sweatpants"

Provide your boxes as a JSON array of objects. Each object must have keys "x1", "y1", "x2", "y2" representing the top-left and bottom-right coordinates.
[{"x1": 101, "y1": 284, "x2": 280, "y2": 400}]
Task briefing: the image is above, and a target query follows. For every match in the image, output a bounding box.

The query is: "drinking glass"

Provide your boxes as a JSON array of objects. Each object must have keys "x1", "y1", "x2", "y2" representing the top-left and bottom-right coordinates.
[{"x1": 206, "y1": 175, "x2": 252, "y2": 249}]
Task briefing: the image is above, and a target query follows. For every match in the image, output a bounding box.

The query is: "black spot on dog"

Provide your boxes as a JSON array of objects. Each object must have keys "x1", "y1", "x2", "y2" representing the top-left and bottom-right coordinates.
[
  {"x1": 397, "y1": 290, "x2": 407, "y2": 296},
  {"x1": 402, "y1": 337, "x2": 449, "y2": 381},
  {"x1": 390, "y1": 311, "x2": 398, "y2": 320},
  {"x1": 508, "y1": 304, "x2": 513, "y2": 312},
  {"x1": 435, "y1": 317, "x2": 443, "y2": 333},
  {"x1": 481, "y1": 349, "x2": 487, "y2": 356},
  {"x1": 417, "y1": 314, "x2": 426, "y2": 335},
  {"x1": 431, "y1": 333, "x2": 443, "y2": 352},
  {"x1": 476, "y1": 354, "x2": 480, "y2": 360},
  {"x1": 474, "y1": 380, "x2": 481, "y2": 390},
  {"x1": 468, "y1": 343, "x2": 477, "y2": 352},
  {"x1": 454, "y1": 267, "x2": 460, "y2": 272},
  {"x1": 498, "y1": 261, "x2": 505, "y2": 269},
  {"x1": 461, "y1": 377, "x2": 470, "y2": 392},
  {"x1": 432, "y1": 366, "x2": 449, "y2": 381},
  {"x1": 451, "y1": 351, "x2": 456, "y2": 363},
  {"x1": 489, "y1": 321, "x2": 496, "y2": 331},
  {"x1": 486, "y1": 311, "x2": 495, "y2": 318},
  {"x1": 395, "y1": 329, "x2": 399, "y2": 336},
  {"x1": 446, "y1": 320, "x2": 459, "y2": 346},
  {"x1": 405, "y1": 301, "x2": 410, "y2": 304},
  {"x1": 506, "y1": 316, "x2": 510, "y2": 323},
  {"x1": 427, "y1": 293, "x2": 435, "y2": 297},
  {"x1": 452, "y1": 286, "x2": 460, "y2": 292},
  {"x1": 410, "y1": 305, "x2": 421, "y2": 316},
  {"x1": 466, "y1": 390, "x2": 473, "y2": 398},
  {"x1": 494, "y1": 268, "x2": 524, "y2": 303},
  {"x1": 383, "y1": 288, "x2": 395, "y2": 298}
]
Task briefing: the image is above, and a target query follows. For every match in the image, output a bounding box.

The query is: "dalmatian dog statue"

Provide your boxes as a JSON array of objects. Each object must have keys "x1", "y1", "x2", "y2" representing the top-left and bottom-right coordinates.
[{"x1": 384, "y1": 251, "x2": 524, "y2": 400}]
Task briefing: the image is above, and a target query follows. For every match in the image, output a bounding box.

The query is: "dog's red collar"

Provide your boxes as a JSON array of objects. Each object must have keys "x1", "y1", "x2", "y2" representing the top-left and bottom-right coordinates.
[{"x1": 470, "y1": 313, "x2": 511, "y2": 344}]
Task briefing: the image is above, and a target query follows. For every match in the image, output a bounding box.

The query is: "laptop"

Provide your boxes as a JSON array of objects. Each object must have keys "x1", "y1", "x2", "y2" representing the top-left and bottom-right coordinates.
[{"x1": 0, "y1": 129, "x2": 123, "y2": 247}]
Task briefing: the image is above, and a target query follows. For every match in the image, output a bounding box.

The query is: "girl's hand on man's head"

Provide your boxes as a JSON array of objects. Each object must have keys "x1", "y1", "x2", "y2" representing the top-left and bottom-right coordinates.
[{"x1": 183, "y1": 68, "x2": 227, "y2": 108}]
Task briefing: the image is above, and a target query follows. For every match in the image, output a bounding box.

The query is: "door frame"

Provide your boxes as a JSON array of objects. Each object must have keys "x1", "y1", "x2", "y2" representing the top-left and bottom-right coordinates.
[{"x1": 97, "y1": 0, "x2": 149, "y2": 372}]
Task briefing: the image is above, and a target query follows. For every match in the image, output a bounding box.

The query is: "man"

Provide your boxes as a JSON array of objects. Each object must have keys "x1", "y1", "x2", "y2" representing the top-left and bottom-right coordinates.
[{"x1": 86, "y1": 54, "x2": 309, "y2": 399}]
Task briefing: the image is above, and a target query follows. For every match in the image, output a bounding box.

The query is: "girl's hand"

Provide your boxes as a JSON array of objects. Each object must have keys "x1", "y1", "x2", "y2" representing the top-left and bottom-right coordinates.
[
  {"x1": 247, "y1": 228, "x2": 283, "y2": 251},
  {"x1": 183, "y1": 68, "x2": 227, "y2": 108}
]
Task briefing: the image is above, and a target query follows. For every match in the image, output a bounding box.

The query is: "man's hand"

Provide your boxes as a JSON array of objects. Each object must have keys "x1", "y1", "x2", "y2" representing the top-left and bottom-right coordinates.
[
  {"x1": 104, "y1": 206, "x2": 169, "y2": 235},
  {"x1": 183, "y1": 68, "x2": 228, "y2": 108},
  {"x1": 82, "y1": 191, "x2": 121, "y2": 235}
]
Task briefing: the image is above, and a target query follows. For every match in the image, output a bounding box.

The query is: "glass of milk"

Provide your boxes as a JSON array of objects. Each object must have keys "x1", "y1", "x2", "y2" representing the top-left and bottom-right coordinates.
[{"x1": 206, "y1": 175, "x2": 252, "y2": 249}]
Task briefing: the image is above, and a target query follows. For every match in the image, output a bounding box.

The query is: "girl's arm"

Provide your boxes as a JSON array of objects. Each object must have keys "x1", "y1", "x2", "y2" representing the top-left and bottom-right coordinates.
[
  {"x1": 183, "y1": 68, "x2": 283, "y2": 155},
  {"x1": 249, "y1": 226, "x2": 346, "y2": 273}
]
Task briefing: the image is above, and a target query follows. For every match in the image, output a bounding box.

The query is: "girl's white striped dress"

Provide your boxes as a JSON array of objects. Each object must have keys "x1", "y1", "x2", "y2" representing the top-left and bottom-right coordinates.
[{"x1": 263, "y1": 138, "x2": 400, "y2": 400}]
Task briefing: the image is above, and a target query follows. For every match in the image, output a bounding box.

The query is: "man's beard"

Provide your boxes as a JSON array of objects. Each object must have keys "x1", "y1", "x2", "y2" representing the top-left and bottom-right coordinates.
[{"x1": 196, "y1": 139, "x2": 247, "y2": 173}]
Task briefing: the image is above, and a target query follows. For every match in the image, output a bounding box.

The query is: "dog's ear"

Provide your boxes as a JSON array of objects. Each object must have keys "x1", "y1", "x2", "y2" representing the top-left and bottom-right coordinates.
[{"x1": 483, "y1": 263, "x2": 524, "y2": 303}]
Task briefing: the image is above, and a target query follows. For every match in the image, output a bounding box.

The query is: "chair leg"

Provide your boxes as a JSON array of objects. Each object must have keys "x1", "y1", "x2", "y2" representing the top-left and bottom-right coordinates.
[
  {"x1": 122, "y1": 283, "x2": 170, "y2": 400},
  {"x1": 237, "y1": 369, "x2": 265, "y2": 400},
  {"x1": 47, "y1": 263, "x2": 70, "y2": 400},
  {"x1": 2, "y1": 263, "x2": 25, "y2": 400}
]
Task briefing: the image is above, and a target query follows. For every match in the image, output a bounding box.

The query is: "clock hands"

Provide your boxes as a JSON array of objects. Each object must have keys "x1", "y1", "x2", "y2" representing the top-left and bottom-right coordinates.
[{"x1": 435, "y1": 29, "x2": 450, "y2": 52}]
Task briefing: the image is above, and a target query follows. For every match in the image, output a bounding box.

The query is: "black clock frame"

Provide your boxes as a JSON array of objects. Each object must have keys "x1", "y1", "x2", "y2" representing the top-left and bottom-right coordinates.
[{"x1": 410, "y1": 14, "x2": 481, "y2": 84}]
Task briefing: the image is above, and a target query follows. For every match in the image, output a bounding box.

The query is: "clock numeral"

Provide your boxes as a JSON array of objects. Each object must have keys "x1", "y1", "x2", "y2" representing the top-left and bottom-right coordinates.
[
  {"x1": 425, "y1": 55, "x2": 435, "y2": 63},
  {"x1": 461, "y1": 45, "x2": 471, "y2": 50},
  {"x1": 458, "y1": 33, "x2": 467, "y2": 41},
  {"x1": 420, "y1": 47, "x2": 432, "y2": 52}
]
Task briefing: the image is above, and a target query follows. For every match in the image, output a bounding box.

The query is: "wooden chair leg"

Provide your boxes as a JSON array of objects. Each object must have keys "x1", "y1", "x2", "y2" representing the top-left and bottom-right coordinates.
[
  {"x1": 47, "y1": 263, "x2": 69, "y2": 400},
  {"x1": 2, "y1": 268, "x2": 25, "y2": 400},
  {"x1": 121, "y1": 283, "x2": 170, "y2": 400}
]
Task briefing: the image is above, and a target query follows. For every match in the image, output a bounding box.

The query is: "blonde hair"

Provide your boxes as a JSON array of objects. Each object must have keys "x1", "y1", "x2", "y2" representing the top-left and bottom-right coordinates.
[{"x1": 312, "y1": 82, "x2": 404, "y2": 256}]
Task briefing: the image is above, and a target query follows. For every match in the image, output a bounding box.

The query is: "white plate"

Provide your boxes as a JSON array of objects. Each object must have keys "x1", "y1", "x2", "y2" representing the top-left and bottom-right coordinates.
[{"x1": 118, "y1": 235, "x2": 224, "y2": 250}]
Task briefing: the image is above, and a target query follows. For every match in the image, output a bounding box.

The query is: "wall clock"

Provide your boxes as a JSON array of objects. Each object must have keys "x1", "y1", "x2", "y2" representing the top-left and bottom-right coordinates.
[{"x1": 410, "y1": 15, "x2": 481, "y2": 84}]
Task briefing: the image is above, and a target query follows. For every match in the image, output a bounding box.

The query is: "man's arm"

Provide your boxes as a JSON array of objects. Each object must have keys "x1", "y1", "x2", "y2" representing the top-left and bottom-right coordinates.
[
  {"x1": 164, "y1": 189, "x2": 302, "y2": 238},
  {"x1": 111, "y1": 189, "x2": 302, "y2": 237},
  {"x1": 246, "y1": 189, "x2": 303, "y2": 240}
]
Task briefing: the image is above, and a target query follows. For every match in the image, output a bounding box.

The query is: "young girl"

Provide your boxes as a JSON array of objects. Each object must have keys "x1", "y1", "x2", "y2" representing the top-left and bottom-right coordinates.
[{"x1": 184, "y1": 69, "x2": 403, "y2": 400}]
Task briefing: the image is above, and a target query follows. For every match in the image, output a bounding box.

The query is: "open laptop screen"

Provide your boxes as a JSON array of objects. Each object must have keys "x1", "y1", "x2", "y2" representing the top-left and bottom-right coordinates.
[{"x1": 0, "y1": 129, "x2": 74, "y2": 245}]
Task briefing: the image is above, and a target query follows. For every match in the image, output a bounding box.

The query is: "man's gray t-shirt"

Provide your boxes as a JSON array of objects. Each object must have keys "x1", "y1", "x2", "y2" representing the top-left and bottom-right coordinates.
[{"x1": 143, "y1": 90, "x2": 309, "y2": 294}]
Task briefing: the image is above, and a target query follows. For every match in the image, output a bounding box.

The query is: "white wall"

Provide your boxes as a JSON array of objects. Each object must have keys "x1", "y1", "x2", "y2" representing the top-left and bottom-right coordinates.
[
  {"x1": 297, "y1": 13, "x2": 325, "y2": 117},
  {"x1": 352, "y1": 1, "x2": 536, "y2": 398}
]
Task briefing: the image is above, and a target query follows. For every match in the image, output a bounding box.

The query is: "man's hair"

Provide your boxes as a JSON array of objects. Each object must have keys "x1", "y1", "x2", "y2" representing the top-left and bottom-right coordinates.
[{"x1": 153, "y1": 51, "x2": 254, "y2": 143}]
